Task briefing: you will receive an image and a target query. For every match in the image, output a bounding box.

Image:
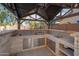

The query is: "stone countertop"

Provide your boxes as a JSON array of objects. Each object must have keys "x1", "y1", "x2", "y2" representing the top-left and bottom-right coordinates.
[{"x1": 0, "y1": 30, "x2": 16, "y2": 36}]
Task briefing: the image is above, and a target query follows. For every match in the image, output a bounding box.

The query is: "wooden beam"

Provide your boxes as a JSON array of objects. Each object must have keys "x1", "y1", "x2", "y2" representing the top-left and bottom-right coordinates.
[
  {"x1": 29, "y1": 15, "x2": 36, "y2": 20},
  {"x1": 50, "y1": 3, "x2": 79, "y2": 8},
  {"x1": 20, "y1": 19, "x2": 46, "y2": 22},
  {"x1": 63, "y1": 9, "x2": 72, "y2": 16}
]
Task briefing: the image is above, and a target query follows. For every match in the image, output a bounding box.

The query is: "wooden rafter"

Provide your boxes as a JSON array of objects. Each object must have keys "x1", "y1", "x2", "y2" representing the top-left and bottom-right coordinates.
[{"x1": 63, "y1": 9, "x2": 72, "y2": 16}]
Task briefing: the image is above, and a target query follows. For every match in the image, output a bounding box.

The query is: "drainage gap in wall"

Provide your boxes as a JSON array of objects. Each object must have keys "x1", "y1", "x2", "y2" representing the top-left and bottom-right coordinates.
[
  {"x1": 47, "y1": 39, "x2": 56, "y2": 52},
  {"x1": 59, "y1": 43, "x2": 74, "y2": 56}
]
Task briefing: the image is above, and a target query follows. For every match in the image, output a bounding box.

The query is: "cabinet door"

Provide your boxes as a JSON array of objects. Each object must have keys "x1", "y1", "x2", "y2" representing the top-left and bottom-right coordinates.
[
  {"x1": 33, "y1": 38, "x2": 45, "y2": 47},
  {"x1": 10, "y1": 37, "x2": 23, "y2": 54},
  {"x1": 23, "y1": 38, "x2": 32, "y2": 49},
  {"x1": 47, "y1": 39, "x2": 56, "y2": 52}
]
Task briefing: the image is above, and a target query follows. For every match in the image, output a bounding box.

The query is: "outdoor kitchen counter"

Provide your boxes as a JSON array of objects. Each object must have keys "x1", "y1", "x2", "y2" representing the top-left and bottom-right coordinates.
[{"x1": 0, "y1": 30, "x2": 16, "y2": 36}]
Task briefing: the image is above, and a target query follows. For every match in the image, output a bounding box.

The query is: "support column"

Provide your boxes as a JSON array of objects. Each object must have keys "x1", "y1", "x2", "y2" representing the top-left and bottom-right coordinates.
[
  {"x1": 70, "y1": 32, "x2": 79, "y2": 56},
  {"x1": 48, "y1": 22, "x2": 51, "y2": 29},
  {"x1": 74, "y1": 33, "x2": 79, "y2": 56},
  {"x1": 17, "y1": 19, "x2": 20, "y2": 30},
  {"x1": 56, "y1": 42, "x2": 59, "y2": 56}
]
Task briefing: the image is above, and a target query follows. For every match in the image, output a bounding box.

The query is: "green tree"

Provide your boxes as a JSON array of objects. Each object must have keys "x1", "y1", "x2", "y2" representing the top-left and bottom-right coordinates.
[
  {"x1": 29, "y1": 21, "x2": 36, "y2": 29},
  {"x1": 29, "y1": 21, "x2": 45, "y2": 29},
  {"x1": 0, "y1": 11, "x2": 6, "y2": 26},
  {"x1": 0, "y1": 11, "x2": 16, "y2": 29}
]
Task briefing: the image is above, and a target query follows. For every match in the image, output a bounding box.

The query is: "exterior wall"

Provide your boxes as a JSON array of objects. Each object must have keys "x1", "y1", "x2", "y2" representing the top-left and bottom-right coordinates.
[
  {"x1": 59, "y1": 9, "x2": 79, "y2": 24},
  {"x1": 50, "y1": 24, "x2": 79, "y2": 31},
  {"x1": 59, "y1": 16, "x2": 79, "y2": 24}
]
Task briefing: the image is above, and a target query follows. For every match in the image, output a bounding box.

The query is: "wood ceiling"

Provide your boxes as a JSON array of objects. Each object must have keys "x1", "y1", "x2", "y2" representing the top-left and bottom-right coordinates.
[{"x1": 2, "y1": 3, "x2": 79, "y2": 22}]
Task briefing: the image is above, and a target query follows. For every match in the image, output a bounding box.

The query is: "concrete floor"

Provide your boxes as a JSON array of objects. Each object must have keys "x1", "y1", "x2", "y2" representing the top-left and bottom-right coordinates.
[{"x1": 16, "y1": 47, "x2": 55, "y2": 56}]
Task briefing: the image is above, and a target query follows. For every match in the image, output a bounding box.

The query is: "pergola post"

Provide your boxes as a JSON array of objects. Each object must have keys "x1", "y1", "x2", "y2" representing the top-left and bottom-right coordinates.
[
  {"x1": 17, "y1": 19, "x2": 20, "y2": 30},
  {"x1": 48, "y1": 22, "x2": 51, "y2": 29}
]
